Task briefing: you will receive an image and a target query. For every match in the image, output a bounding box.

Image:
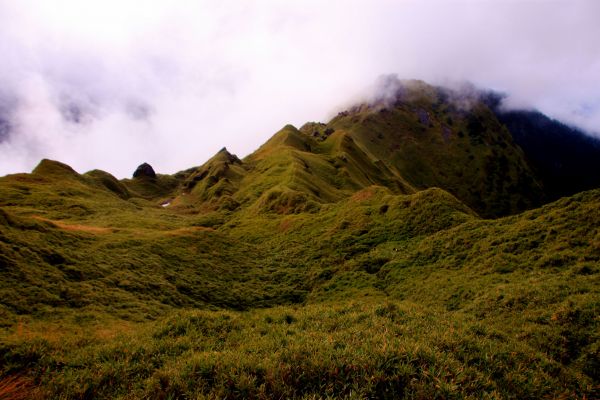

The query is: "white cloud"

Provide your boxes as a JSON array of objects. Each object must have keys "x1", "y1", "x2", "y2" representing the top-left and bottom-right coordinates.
[{"x1": 0, "y1": 0, "x2": 598, "y2": 177}]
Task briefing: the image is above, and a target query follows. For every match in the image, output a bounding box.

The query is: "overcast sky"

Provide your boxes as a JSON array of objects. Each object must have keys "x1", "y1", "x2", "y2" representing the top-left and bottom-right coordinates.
[{"x1": 0, "y1": 0, "x2": 598, "y2": 178}]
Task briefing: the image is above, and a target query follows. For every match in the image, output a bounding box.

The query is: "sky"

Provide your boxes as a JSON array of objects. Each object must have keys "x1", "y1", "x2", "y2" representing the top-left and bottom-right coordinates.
[{"x1": 0, "y1": 0, "x2": 598, "y2": 178}]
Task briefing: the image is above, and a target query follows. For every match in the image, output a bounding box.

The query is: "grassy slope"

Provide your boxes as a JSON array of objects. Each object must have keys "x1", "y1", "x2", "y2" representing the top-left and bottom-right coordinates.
[
  {"x1": 140, "y1": 81, "x2": 546, "y2": 220},
  {"x1": 0, "y1": 172, "x2": 597, "y2": 398},
  {"x1": 0, "y1": 162, "x2": 305, "y2": 325},
  {"x1": 168, "y1": 123, "x2": 415, "y2": 217},
  {"x1": 327, "y1": 81, "x2": 544, "y2": 218},
  {"x1": 0, "y1": 82, "x2": 598, "y2": 398}
]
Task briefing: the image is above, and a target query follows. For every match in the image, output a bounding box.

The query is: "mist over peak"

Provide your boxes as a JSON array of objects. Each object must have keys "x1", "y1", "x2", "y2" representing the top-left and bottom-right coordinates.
[{"x1": 0, "y1": 1, "x2": 598, "y2": 178}]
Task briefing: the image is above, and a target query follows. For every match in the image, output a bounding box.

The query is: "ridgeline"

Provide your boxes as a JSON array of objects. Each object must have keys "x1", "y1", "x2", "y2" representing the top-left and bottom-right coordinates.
[{"x1": 1, "y1": 80, "x2": 599, "y2": 399}]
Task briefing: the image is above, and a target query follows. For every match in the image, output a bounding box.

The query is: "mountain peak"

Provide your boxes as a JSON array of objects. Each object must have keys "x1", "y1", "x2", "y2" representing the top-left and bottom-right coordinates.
[
  {"x1": 213, "y1": 147, "x2": 241, "y2": 165},
  {"x1": 32, "y1": 159, "x2": 79, "y2": 178}
]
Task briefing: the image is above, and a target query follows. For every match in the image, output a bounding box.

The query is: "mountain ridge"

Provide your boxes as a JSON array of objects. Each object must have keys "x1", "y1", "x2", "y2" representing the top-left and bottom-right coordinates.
[
  {"x1": 0, "y1": 79, "x2": 598, "y2": 399},
  {"x1": 6, "y1": 79, "x2": 598, "y2": 219}
]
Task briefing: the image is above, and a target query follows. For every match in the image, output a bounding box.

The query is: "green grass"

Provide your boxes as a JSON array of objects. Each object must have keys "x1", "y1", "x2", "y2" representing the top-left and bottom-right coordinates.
[
  {"x1": 0, "y1": 81, "x2": 598, "y2": 398},
  {"x1": 1, "y1": 299, "x2": 595, "y2": 399},
  {"x1": 1, "y1": 175, "x2": 597, "y2": 398},
  {"x1": 328, "y1": 86, "x2": 544, "y2": 217}
]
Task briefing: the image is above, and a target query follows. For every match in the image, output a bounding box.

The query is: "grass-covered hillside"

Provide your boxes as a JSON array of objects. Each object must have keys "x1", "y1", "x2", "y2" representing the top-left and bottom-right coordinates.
[{"x1": 0, "y1": 81, "x2": 598, "y2": 399}]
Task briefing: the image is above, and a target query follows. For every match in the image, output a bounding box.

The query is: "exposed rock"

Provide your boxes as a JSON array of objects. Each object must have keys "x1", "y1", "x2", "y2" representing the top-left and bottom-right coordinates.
[{"x1": 133, "y1": 163, "x2": 156, "y2": 179}]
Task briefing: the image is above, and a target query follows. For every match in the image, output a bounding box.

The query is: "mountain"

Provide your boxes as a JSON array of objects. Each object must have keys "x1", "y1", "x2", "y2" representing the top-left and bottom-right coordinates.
[
  {"x1": 495, "y1": 108, "x2": 600, "y2": 198},
  {"x1": 0, "y1": 80, "x2": 598, "y2": 399},
  {"x1": 112, "y1": 79, "x2": 600, "y2": 219},
  {"x1": 132, "y1": 80, "x2": 539, "y2": 218}
]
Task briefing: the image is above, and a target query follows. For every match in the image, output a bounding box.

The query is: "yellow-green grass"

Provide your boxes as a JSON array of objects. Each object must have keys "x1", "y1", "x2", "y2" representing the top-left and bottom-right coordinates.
[{"x1": 0, "y1": 80, "x2": 599, "y2": 398}]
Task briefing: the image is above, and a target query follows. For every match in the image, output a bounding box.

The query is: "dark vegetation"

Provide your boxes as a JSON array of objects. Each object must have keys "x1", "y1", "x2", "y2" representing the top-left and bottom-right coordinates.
[
  {"x1": 0, "y1": 80, "x2": 598, "y2": 399},
  {"x1": 495, "y1": 109, "x2": 600, "y2": 199}
]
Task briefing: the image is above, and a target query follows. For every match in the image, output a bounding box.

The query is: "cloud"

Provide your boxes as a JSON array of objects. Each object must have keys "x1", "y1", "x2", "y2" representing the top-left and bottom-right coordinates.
[{"x1": 0, "y1": 0, "x2": 598, "y2": 177}]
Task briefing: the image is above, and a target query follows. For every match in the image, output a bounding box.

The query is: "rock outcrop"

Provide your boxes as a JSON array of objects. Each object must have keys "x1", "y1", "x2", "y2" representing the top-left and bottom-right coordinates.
[{"x1": 133, "y1": 163, "x2": 156, "y2": 179}]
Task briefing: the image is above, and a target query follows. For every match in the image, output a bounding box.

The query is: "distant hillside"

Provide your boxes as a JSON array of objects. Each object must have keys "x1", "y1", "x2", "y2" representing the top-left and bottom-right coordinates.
[
  {"x1": 146, "y1": 80, "x2": 547, "y2": 218},
  {"x1": 325, "y1": 80, "x2": 545, "y2": 217},
  {"x1": 495, "y1": 108, "x2": 600, "y2": 199},
  {"x1": 147, "y1": 79, "x2": 600, "y2": 219}
]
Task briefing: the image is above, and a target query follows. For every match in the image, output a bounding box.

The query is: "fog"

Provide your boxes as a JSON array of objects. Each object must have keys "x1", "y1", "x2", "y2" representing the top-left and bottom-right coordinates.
[{"x1": 0, "y1": 0, "x2": 598, "y2": 178}]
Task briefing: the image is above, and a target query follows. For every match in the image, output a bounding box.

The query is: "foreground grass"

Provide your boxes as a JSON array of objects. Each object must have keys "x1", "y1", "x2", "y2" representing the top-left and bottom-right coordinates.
[{"x1": 2, "y1": 299, "x2": 595, "y2": 399}]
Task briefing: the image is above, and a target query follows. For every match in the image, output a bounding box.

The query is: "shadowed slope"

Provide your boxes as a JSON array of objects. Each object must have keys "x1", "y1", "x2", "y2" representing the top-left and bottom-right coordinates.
[{"x1": 495, "y1": 108, "x2": 600, "y2": 199}]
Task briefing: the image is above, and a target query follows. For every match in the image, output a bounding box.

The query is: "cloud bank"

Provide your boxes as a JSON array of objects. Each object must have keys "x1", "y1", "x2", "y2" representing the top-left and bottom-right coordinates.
[{"x1": 0, "y1": 0, "x2": 598, "y2": 177}]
